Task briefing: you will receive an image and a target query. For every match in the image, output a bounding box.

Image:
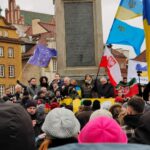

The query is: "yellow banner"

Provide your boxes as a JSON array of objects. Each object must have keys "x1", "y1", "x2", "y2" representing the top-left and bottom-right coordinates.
[{"x1": 60, "y1": 98, "x2": 115, "y2": 113}]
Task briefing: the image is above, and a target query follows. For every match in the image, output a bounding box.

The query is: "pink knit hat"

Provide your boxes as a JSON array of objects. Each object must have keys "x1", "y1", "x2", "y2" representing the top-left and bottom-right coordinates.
[{"x1": 78, "y1": 116, "x2": 127, "y2": 143}]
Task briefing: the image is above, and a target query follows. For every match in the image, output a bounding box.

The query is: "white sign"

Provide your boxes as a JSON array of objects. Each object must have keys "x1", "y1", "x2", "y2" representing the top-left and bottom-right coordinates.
[{"x1": 127, "y1": 60, "x2": 148, "y2": 85}]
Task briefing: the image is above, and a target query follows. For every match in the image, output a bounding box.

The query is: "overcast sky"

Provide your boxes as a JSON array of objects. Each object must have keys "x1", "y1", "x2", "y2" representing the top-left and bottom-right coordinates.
[
  {"x1": 0, "y1": 0, "x2": 55, "y2": 15},
  {"x1": 0, "y1": 0, "x2": 144, "y2": 58}
]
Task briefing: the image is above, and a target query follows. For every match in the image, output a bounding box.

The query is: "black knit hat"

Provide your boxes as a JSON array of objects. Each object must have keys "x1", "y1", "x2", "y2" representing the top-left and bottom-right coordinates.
[
  {"x1": 82, "y1": 100, "x2": 92, "y2": 106},
  {"x1": 25, "y1": 100, "x2": 36, "y2": 108}
]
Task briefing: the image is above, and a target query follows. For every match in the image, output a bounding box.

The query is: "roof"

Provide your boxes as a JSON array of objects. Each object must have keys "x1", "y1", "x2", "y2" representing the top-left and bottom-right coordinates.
[
  {"x1": 111, "y1": 49, "x2": 127, "y2": 58},
  {"x1": 25, "y1": 21, "x2": 55, "y2": 36},
  {"x1": 22, "y1": 32, "x2": 55, "y2": 59},
  {"x1": 38, "y1": 22, "x2": 55, "y2": 32},
  {"x1": 133, "y1": 50, "x2": 146, "y2": 62},
  {"x1": 0, "y1": 37, "x2": 24, "y2": 44},
  {"x1": 13, "y1": 24, "x2": 30, "y2": 34},
  {"x1": 20, "y1": 10, "x2": 53, "y2": 25},
  {"x1": 25, "y1": 26, "x2": 33, "y2": 36},
  {"x1": 38, "y1": 32, "x2": 55, "y2": 44},
  {"x1": 0, "y1": 16, "x2": 11, "y2": 25},
  {"x1": 0, "y1": 16, "x2": 16, "y2": 30}
]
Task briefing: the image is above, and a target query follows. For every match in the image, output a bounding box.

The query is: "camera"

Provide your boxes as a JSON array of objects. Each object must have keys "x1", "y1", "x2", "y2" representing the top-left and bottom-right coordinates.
[{"x1": 137, "y1": 71, "x2": 142, "y2": 76}]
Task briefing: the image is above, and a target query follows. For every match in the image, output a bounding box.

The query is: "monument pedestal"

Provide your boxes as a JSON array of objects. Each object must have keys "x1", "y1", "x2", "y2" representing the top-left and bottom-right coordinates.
[{"x1": 55, "y1": 0, "x2": 103, "y2": 79}]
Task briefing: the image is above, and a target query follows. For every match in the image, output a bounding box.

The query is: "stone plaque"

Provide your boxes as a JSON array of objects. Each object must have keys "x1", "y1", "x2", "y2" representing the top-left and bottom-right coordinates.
[{"x1": 64, "y1": 2, "x2": 95, "y2": 67}]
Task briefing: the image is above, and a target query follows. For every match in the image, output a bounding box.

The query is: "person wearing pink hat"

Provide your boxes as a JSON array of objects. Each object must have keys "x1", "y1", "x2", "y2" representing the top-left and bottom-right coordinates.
[{"x1": 78, "y1": 116, "x2": 127, "y2": 143}]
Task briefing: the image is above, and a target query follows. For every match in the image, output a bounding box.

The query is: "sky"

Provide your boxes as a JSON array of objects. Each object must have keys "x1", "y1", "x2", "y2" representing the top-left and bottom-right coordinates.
[{"x1": 0, "y1": 0, "x2": 145, "y2": 58}]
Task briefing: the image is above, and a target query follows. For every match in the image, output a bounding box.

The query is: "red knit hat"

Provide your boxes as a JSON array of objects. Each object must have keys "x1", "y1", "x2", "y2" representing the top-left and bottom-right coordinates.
[{"x1": 50, "y1": 102, "x2": 60, "y2": 110}]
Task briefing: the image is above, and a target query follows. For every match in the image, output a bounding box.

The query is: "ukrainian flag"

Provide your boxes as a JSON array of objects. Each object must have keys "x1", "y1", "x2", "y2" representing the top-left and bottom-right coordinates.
[
  {"x1": 116, "y1": 0, "x2": 143, "y2": 20},
  {"x1": 107, "y1": 0, "x2": 144, "y2": 55},
  {"x1": 143, "y1": 0, "x2": 150, "y2": 81},
  {"x1": 107, "y1": 19, "x2": 144, "y2": 55}
]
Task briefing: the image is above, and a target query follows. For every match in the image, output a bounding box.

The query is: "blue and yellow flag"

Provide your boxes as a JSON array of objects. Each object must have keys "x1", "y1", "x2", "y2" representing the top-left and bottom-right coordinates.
[
  {"x1": 107, "y1": 19, "x2": 144, "y2": 55},
  {"x1": 107, "y1": 0, "x2": 144, "y2": 55},
  {"x1": 143, "y1": 0, "x2": 150, "y2": 80},
  {"x1": 116, "y1": 0, "x2": 143, "y2": 20}
]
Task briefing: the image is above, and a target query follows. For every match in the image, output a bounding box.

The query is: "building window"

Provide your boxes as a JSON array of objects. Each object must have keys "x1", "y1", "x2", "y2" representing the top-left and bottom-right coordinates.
[
  {"x1": 8, "y1": 65, "x2": 15, "y2": 77},
  {"x1": 8, "y1": 47, "x2": 14, "y2": 58},
  {"x1": 10, "y1": 85, "x2": 15, "y2": 94},
  {"x1": 0, "y1": 47, "x2": 4, "y2": 57},
  {"x1": 21, "y1": 46, "x2": 25, "y2": 53},
  {"x1": 0, "y1": 65, "x2": 5, "y2": 77},
  {"x1": 53, "y1": 59, "x2": 57, "y2": 72},
  {"x1": 0, "y1": 85, "x2": 5, "y2": 98},
  {"x1": 3, "y1": 31, "x2": 8, "y2": 37}
]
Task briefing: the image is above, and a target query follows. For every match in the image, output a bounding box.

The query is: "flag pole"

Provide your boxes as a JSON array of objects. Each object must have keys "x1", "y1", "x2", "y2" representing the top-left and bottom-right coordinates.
[
  {"x1": 95, "y1": 44, "x2": 111, "y2": 80},
  {"x1": 93, "y1": 45, "x2": 108, "y2": 91},
  {"x1": 106, "y1": 0, "x2": 122, "y2": 44},
  {"x1": 17, "y1": 62, "x2": 29, "y2": 81}
]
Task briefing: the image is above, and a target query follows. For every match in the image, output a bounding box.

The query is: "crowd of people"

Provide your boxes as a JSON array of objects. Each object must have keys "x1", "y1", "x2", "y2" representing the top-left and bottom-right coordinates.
[{"x1": 0, "y1": 73, "x2": 150, "y2": 150}]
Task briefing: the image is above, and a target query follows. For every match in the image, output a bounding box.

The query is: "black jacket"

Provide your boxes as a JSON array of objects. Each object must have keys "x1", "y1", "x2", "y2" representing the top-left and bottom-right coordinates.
[
  {"x1": 97, "y1": 83, "x2": 115, "y2": 98},
  {"x1": 124, "y1": 114, "x2": 143, "y2": 129},
  {"x1": 143, "y1": 82, "x2": 150, "y2": 101},
  {"x1": 129, "y1": 111, "x2": 150, "y2": 144},
  {"x1": 29, "y1": 112, "x2": 44, "y2": 137},
  {"x1": 76, "y1": 107, "x2": 93, "y2": 129}
]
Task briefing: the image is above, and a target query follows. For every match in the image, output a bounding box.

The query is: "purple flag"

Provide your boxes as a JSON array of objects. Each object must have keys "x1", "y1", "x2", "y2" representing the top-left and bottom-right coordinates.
[{"x1": 28, "y1": 44, "x2": 57, "y2": 67}]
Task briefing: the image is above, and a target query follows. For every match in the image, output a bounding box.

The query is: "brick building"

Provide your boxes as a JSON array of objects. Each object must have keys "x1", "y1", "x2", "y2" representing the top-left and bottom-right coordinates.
[{"x1": 5, "y1": 0, "x2": 53, "y2": 25}]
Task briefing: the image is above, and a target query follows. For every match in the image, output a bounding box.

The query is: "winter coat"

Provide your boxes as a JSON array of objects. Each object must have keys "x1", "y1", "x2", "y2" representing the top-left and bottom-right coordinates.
[
  {"x1": 122, "y1": 114, "x2": 142, "y2": 139},
  {"x1": 97, "y1": 83, "x2": 115, "y2": 98},
  {"x1": 27, "y1": 85, "x2": 38, "y2": 97},
  {"x1": 48, "y1": 143, "x2": 150, "y2": 150},
  {"x1": 81, "y1": 82, "x2": 94, "y2": 98},
  {"x1": 143, "y1": 82, "x2": 150, "y2": 101},
  {"x1": 76, "y1": 107, "x2": 93, "y2": 129},
  {"x1": 29, "y1": 112, "x2": 45, "y2": 137},
  {"x1": 129, "y1": 111, "x2": 150, "y2": 144}
]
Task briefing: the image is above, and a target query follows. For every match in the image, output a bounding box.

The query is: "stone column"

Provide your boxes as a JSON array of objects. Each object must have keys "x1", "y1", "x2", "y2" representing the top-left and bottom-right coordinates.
[{"x1": 55, "y1": 0, "x2": 103, "y2": 79}]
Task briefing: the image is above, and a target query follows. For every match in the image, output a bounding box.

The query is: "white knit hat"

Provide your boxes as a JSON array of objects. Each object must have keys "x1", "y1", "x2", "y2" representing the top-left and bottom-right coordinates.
[
  {"x1": 101, "y1": 101, "x2": 112, "y2": 110},
  {"x1": 42, "y1": 108, "x2": 80, "y2": 139},
  {"x1": 90, "y1": 109, "x2": 113, "y2": 120}
]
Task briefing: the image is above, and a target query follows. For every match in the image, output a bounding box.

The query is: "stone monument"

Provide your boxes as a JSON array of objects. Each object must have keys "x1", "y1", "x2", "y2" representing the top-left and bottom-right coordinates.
[{"x1": 55, "y1": 0, "x2": 103, "y2": 79}]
